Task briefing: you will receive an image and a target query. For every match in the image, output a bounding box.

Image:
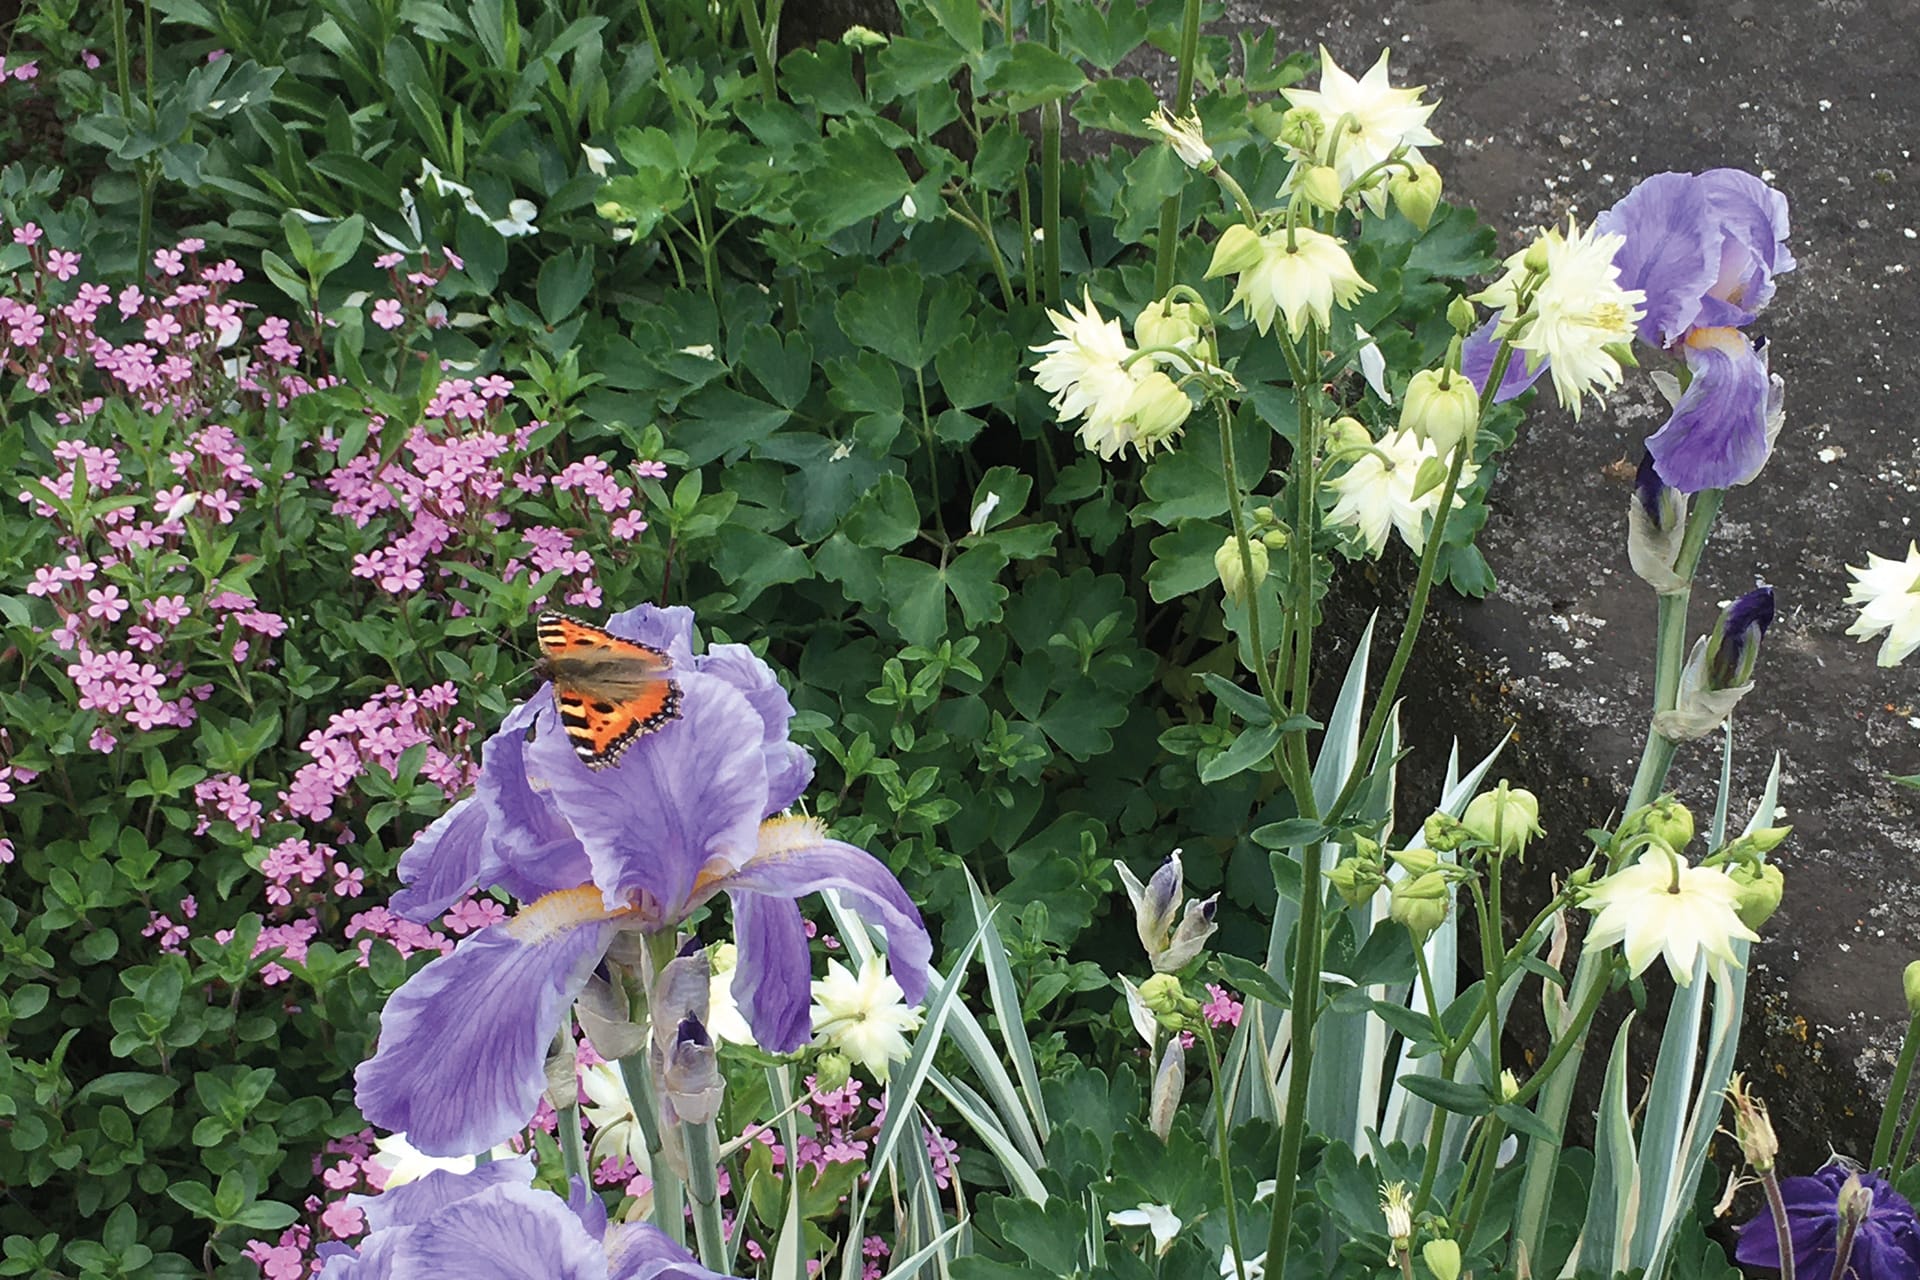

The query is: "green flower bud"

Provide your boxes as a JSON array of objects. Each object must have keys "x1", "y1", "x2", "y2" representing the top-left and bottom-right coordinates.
[
  {"x1": 1325, "y1": 416, "x2": 1372, "y2": 453},
  {"x1": 1390, "y1": 846, "x2": 1442, "y2": 876},
  {"x1": 1206, "y1": 223, "x2": 1265, "y2": 277},
  {"x1": 1134, "y1": 298, "x2": 1214, "y2": 362},
  {"x1": 1604, "y1": 340, "x2": 1639, "y2": 368},
  {"x1": 1389, "y1": 871, "x2": 1450, "y2": 940},
  {"x1": 1498, "y1": 1069, "x2": 1521, "y2": 1102},
  {"x1": 1399, "y1": 368, "x2": 1481, "y2": 455},
  {"x1": 1721, "y1": 825, "x2": 1792, "y2": 863},
  {"x1": 1905, "y1": 960, "x2": 1920, "y2": 1016},
  {"x1": 1299, "y1": 165, "x2": 1345, "y2": 212},
  {"x1": 1446, "y1": 296, "x2": 1477, "y2": 335},
  {"x1": 1261, "y1": 527, "x2": 1291, "y2": 551},
  {"x1": 1123, "y1": 371, "x2": 1194, "y2": 449},
  {"x1": 813, "y1": 1050, "x2": 853, "y2": 1092},
  {"x1": 1522, "y1": 236, "x2": 1552, "y2": 275},
  {"x1": 1421, "y1": 1240, "x2": 1462, "y2": 1280},
  {"x1": 1461, "y1": 781, "x2": 1544, "y2": 859},
  {"x1": 1388, "y1": 161, "x2": 1443, "y2": 231},
  {"x1": 1215, "y1": 536, "x2": 1270, "y2": 607},
  {"x1": 1326, "y1": 856, "x2": 1386, "y2": 908},
  {"x1": 1423, "y1": 813, "x2": 1471, "y2": 853},
  {"x1": 841, "y1": 24, "x2": 889, "y2": 48},
  {"x1": 1641, "y1": 796, "x2": 1695, "y2": 851},
  {"x1": 1729, "y1": 862, "x2": 1784, "y2": 931},
  {"x1": 1139, "y1": 973, "x2": 1196, "y2": 1028},
  {"x1": 1276, "y1": 105, "x2": 1325, "y2": 155}
]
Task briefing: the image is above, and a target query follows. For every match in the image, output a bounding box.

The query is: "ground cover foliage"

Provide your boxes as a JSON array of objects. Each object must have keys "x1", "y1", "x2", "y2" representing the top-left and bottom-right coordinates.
[{"x1": 2, "y1": 3, "x2": 1918, "y2": 1280}]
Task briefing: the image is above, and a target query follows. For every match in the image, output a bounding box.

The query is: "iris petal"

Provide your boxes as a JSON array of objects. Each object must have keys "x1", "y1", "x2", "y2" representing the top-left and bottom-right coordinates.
[
  {"x1": 1646, "y1": 328, "x2": 1774, "y2": 491},
  {"x1": 395, "y1": 1182, "x2": 607, "y2": 1280},
  {"x1": 350, "y1": 1157, "x2": 533, "y2": 1233},
  {"x1": 1460, "y1": 320, "x2": 1546, "y2": 403},
  {"x1": 605, "y1": 1222, "x2": 742, "y2": 1280},
  {"x1": 1596, "y1": 172, "x2": 1718, "y2": 347},
  {"x1": 727, "y1": 894, "x2": 813, "y2": 1052}
]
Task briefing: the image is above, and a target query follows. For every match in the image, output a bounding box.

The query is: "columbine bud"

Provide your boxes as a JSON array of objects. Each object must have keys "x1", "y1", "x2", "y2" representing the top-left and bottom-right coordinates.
[
  {"x1": 1215, "y1": 536, "x2": 1270, "y2": 607},
  {"x1": 1728, "y1": 862, "x2": 1785, "y2": 930},
  {"x1": 841, "y1": 24, "x2": 889, "y2": 48},
  {"x1": 1389, "y1": 872, "x2": 1450, "y2": 940},
  {"x1": 1639, "y1": 796, "x2": 1695, "y2": 852},
  {"x1": 1421, "y1": 1240, "x2": 1462, "y2": 1280},
  {"x1": 1149, "y1": 1039, "x2": 1185, "y2": 1141},
  {"x1": 1399, "y1": 368, "x2": 1480, "y2": 454},
  {"x1": 1390, "y1": 846, "x2": 1442, "y2": 876},
  {"x1": 1326, "y1": 855, "x2": 1386, "y2": 908},
  {"x1": 1498, "y1": 1070, "x2": 1521, "y2": 1103},
  {"x1": 1276, "y1": 105, "x2": 1325, "y2": 156},
  {"x1": 1134, "y1": 298, "x2": 1213, "y2": 362},
  {"x1": 1117, "y1": 851, "x2": 1184, "y2": 960},
  {"x1": 1462, "y1": 781, "x2": 1544, "y2": 859},
  {"x1": 1138, "y1": 973, "x2": 1187, "y2": 1023},
  {"x1": 813, "y1": 1051, "x2": 853, "y2": 1092},
  {"x1": 1905, "y1": 960, "x2": 1920, "y2": 1016},
  {"x1": 1123, "y1": 371, "x2": 1194, "y2": 450},
  {"x1": 1720, "y1": 826, "x2": 1792, "y2": 863},
  {"x1": 1207, "y1": 223, "x2": 1265, "y2": 276},
  {"x1": 1388, "y1": 162, "x2": 1443, "y2": 231},
  {"x1": 1628, "y1": 453, "x2": 1689, "y2": 593},
  {"x1": 1724, "y1": 1074, "x2": 1779, "y2": 1174},
  {"x1": 1446, "y1": 296, "x2": 1476, "y2": 334},
  {"x1": 1299, "y1": 165, "x2": 1345, "y2": 212},
  {"x1": 1522, "y1": 236, "x2": 1552, "y2": 275},
  {"x1": 1144, "y1": 106, "x2": 1213, "y2": 170},
  {"x1": 1379, "y1": 1181, "x2": 1414, "y2": 1250},
  {"x1": 1326, "y1": 416, "x2": 1371, "y2": 453},
  {"x1": 1422, "y1": 813, "x2": 1471, "y2": 853},
  {"x1": 1261, "y1": 527, "x2": 1291, "y2": 551}
]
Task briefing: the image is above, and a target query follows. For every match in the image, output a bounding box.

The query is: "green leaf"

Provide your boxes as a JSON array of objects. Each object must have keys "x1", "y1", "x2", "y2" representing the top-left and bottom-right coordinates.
[
  {"x1": 1145, "y1": 520, "x2": 1228, "y2": 602},
  {"x1": 872, "y1": 36, "x2": 969, "y2": 101},
  {"x1": 738, "y1": 325, "x2": 813, "y2": 409},
  {"x1": 922, "y1": 0, "x2": 984, "y2": 55},
  {"x1": 934, "y1": 329, "x2": 1018, "y2": 409},
  {"x1": 711, "y1": 526, "x2": 812, "y2": 611},
  {"x1": 835, "y1": 266, "x2": 969, "y2": 371},
  {"x1": 793, "y1": 121, "x2": 914, "y2": 236},
  {"x1": 1214, "y1": 953, "x2": 1291, "y2": 1010},
  {"x1": 981, "y1": 44, "x2": 1087, "y2": 112},
  {"x1": 1200, "y1": 673, "x2": 1271, "y2": 726},
  {"x1": 1249, "y1": 817, "x2": 1330, "y2": 849},
  {"x1": 1199, "y1": 722, "x2": 1282, "y2": 783},
  {"x1": 1398, "y1": 1075, "x2": 1494, "y2": 1116},
  {"x1": 842, "y1": 472, "x2": 920, "y2": 550},
  {"x1": 536, "y1": 247, "x2": 595, "y2": 327},
  {"x1": 674, "y1": 386, "x2": 790, "y2": 468}
]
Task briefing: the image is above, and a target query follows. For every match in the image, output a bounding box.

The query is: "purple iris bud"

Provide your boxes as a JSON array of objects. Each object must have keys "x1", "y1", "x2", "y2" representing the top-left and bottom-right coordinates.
[
  {"x1": 1735, "y1": 1164, "x2": 1920, "y2": 1279},
  {"x1": 1706, "y1": 585, "x2": 1774, "y2": 690},
  {"x1": 1598, "y1": 169, "x2": 1794, "y2": 492},
  {"x1": 318, "y1": 1158, "x2": 741, "y2": 1280},
  {"x1": 1627, "y1": 451, "x2": 1688, "y2": 593},
  {"x1": 355, "y1": 604, "x2": 931, "y2": 1157}
]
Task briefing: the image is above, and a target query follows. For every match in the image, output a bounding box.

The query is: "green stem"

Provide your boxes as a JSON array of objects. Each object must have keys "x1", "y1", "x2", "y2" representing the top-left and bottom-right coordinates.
[
  {"x1": 1457, "y1": 1115, "x2": 1507, "y2": 1243},
  {"x1": 1264, "y1": 838, "x2": 1325, "y2": 1278},
  {"x1": 948, "y1": 190, "x2": 1016, "y2": 307},
  {"x1": 1760, "y1": 1169, "x2": 1797, "y2": 1280},
  {"x1": 554, "y1": 1023, "x2": 589, "y2": 1187},
  {"x1": 1152, "y1": 0, "x2": 1203, "y2": 298},
  {"x1": 736, "y1": 0, "x2": 778, "y2": 101},
  {"x1": 1878, "y1": 1013, "x2": 1920, "y2": 1172},
  {"x1": 1216, "y1": 401, "x2": 1279, "y2": 712},
  {"x1": 1201, "y1": 1026, "x2": 1250, "y2": 1280},
  {"x1": 682, "y1": 1120, "x2": 730, "y2": 1272}
]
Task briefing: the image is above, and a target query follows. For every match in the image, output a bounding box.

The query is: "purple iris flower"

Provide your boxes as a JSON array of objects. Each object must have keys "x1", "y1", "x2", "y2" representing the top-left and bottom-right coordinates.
[
  {"x1": 1597, "y1": 168, "x2": 1794, "y2": 492},
  {"x1": 1460, "y1": 319, "x2": 1547, "y2": 404},
  {"x1": 1735, "y1": 1165, "x2": 1920, "y2": 1278},
  {"x1": 354, "y1": 604, "x2": 931, "y2": 1157},
  {"x1": 317, "y1": 1158, "x2": 739, "y2": 1280}
]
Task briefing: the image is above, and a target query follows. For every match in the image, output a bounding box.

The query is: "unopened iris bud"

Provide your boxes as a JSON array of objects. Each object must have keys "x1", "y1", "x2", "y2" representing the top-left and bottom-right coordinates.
[
  {"x1": 1390, "y1": 871, "x2": 1450, "y2": 940},
  {"x1": 1462, "y1": 781, "x2": 1544, "y2": 859},
  {"x1": 1446, "y1": 296, "x2": 1476, "y2": 335},
  {"x1": 1904, "y1": 960, "x2": 1920, "y2": 1016},
  {"x1": 1117, "y1": 851, "x2": 1184, "y2": 960},
  {"x1": 813, "y1": 1051, "x2": 852, "y2": 1092},
  {"x1": 659, "y1": 1015, "x2": 724, "y2": 1125},
  {"x1": 1276, "y1": 105, "x2": 1325, "y2": 156},
  {"x1": 1388, "y1": 161, "x2": 1443, "y2": 231},
  {"x1": 1123, "y1": 371, "x2": 1194, "y2": 448},
  {"x1": 1724, "y1": 1074, "x2": 1778, "y2": 1174},
  {"x1": 1159, "y1": 896, "x2": 1219, "y2": 972},
  {"x1": 1421, "y1": 1240, "x2": 1462, "y2": 1280},
  {"x1": 1728, "y1": 862, "x2": 1784, "y2": 930},
  {"x1": 1706, "y1": 587, "x2": 1774, "y2": 691},
  {"x1": 1215, "y1": 536, "x2": 1270, "y2": 608},
  {"x1": 1400, "y1": 368, "x2": 1480, "y2": 454},
  {"x1": 1326, "y1": 416, "x2": 1371, "y2": 453},
  {"x1": 1299, "y1": 165, "x2": 1345, "y2": 212},
  {"x1": 1423, "y1": 813, "x2": 1471, "y2": 853},
  {"x1": 1149, "y1": 1039, "x2": 1185, "y2": 1141},
  {"x1": 1628, "y1": 453, "x2": 1689, "y2": 593},
  {"x1": 1208, "y1": 223, "x2": 1265, "y2": 276}
]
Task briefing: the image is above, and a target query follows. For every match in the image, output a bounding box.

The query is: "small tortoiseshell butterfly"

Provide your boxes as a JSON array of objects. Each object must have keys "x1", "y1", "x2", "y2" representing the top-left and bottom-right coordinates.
[{"x1": 534, "y1": 611, "x2": 683, "y2": 770}]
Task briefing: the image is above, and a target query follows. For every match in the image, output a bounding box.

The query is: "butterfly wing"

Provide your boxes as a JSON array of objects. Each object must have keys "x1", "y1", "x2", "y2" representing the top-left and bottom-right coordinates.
[{"x1": 535, "y1": 611, "x2": 683, "y2": 770}]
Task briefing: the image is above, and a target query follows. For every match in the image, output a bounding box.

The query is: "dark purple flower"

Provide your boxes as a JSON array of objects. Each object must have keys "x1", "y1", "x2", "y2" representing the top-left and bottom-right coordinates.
[
  {"x1": 319, "y1": 1158, "x2": 739, "y2": 1280},
  {"x1": 356, "y1": 604, "x2": 931, "y2": 1156},
  {"x1": 1735, "y1": 1165, "x2": 1920, "y2": 1279},
  {"x1": 1705, "y1": 585, "x2": 1774, "y2": 690},
  {"x1": 1597, "y1": 169, "x2": 1793, "y2": 492}
]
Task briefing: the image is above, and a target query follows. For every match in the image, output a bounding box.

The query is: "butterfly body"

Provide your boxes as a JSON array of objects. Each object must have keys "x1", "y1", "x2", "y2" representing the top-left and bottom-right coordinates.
[{"x1": 534, "y1": 611, "x2": 683, "y2": 770}]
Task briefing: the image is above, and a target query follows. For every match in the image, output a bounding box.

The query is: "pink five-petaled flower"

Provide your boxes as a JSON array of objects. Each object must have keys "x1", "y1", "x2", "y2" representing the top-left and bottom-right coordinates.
[{"x1": 371, "y1": 298, "x2": 405, "y2": 330}]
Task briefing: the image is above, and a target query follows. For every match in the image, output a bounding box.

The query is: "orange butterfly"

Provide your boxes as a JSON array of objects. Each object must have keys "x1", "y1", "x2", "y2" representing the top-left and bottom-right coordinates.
[{"x1": 534, "y1": 611, "x2": 684, "y2": 770}]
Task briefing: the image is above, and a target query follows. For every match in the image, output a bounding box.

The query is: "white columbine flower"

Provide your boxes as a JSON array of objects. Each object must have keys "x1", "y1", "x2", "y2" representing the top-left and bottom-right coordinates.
[
  {"x1": 1031, "y1": 290, "x2": 1160, "y2": 460},
  {"x1": 1207, "y1": 225, "x2": 1373, "y2": 341},
  {"x1": 1281, "y1": 47, "x2": 1440, "y2": 215},
  {"x1": 810, "y1": 957, "x2": 924, "y2": 1082},
  {"x1": 580, "y1": 1061, "x2": 651, "y2": 1170},
  {"x1": 1845, "y1": 542, "x2": 1920, "y2": 667},
  {"x1": 1325, "y1": 427, "x2": 1477, "y2": 556},
  {"x1": 1108, "y1": 1204, "x2": 1183, "y2": 1257},
  {"x1": 490, "y1": 198, "x2": 541, "y2": 238},
  {"x1": 418, "y1": 157, "x2": 476, "y2": 203},
  {"x1": 1474, "y1": 217, "x2": 1644, "y2": 419},
  {"x1": 368, "y1": 1131, "x2": 512, "y2": 1188},
  {"x1": 582, "y1": 144, "x2": 615, "y2": 177},
  {"x1": 1581, "y1": 846, "x2": 1759, "y2": 986},
  {"x1": 1145, "y1": 106, "x2": 1213, "y2": 169},
  {"x1": 706, "y1": 942, "x2": 757, "y2": 1046}
]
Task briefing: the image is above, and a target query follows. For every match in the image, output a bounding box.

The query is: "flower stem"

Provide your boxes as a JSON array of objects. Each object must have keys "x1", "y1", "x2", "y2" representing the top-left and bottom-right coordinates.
[
  {"x1": 1216, "y1": 400, "x2": 1279, "y2": 713},
  {"x1": 1153, "y1": 0, "x2": 1204, "y2": 298},
  {"x1": 1828, "y1": 1212, "x2": 1858, "y2": 1280},
  {"x1": 1759, "y1": 1169, "x2": 1797, "y2": 1280},
  {"x1": 1201, "y1": 1025, "x2": 1250, "y2": 1280},
  {"x1": 1875, "y1": 1012, "x2": 1920, "y2": 1172},
  {"x1": 618, "y1": 1053, "x2": 687, "y2": 1242},
  {"x1": 682, "y1": 1119, "x2": 731, "y2": 1273},
  {"x1": 553, "y1": 1022, "x2": 589, "y2": 1187},
  {"x1": 1264, "y1": 836, "x2": 1324, "y2": 1279}
]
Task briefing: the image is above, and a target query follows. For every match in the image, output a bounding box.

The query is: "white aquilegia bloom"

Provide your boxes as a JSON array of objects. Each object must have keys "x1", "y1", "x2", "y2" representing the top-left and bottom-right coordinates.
[
  {"x1": 1845, "y1": 542, "x2": 1920, "y2": 667},
  {"x1": 580, "y1": 1061, "x2": 650, "y2": 1169},
  {"x1": 1581, "y1": 846, "x2": 1758, "y2": 986},
  {"x1": 490, "y1": 198, "x2": 541, "y2": 238},
  {"x1": 368, "y1": 1131, "x2": 513, "y2": 1189},
  {"x1": 706, "y1": 942, "x2": 757, "y2": 1046},
  {"x1": 810, "y1": 957, "x2": 924, "y2": 1082},
  {"x1": 1281, "y1": 47, "x2": 1440, "y2": 215},
  {"x1": 582, "y1": 144, "x2": 615, "y2": 177},
  {"x1": 1325, "y1": 427, "x2": 1477, "y2": 556},
  {"x1": 1206, "y1": 224, "x2": 1372, "y2": 341},
  {"x1": 1474, "y1": 217, "x2": 1645, "y2": 419},
  {"x1": 1108, "y1": 1204, "x2": 1183, "y2": 1257},
  {"x1": 1145, "y1": 106, "x2": 1213, "y2": 169},
  {"x1": 1030, "y1": 290, "x2": 1190, "y2": 460}
]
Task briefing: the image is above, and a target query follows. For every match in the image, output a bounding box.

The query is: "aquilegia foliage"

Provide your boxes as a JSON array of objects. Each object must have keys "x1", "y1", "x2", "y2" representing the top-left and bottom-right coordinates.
[{"x1": 354, "y1": 604, "x2": 931, "y2": 1156}]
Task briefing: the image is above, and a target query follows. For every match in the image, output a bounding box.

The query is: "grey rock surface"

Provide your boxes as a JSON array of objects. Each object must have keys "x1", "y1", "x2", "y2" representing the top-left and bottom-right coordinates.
[{"x1": 1237, "y1": 0, "x2": 1920, "y2": 1163}]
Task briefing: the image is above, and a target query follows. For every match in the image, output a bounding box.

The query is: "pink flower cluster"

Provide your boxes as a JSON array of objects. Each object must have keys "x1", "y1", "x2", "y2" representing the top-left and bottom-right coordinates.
[
  {"x1": 366, "y1": 249, "x2": 462, "y2": 331},
  {"x1": 324, "y1": 380, "x2": 662, "y2": 609}
]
